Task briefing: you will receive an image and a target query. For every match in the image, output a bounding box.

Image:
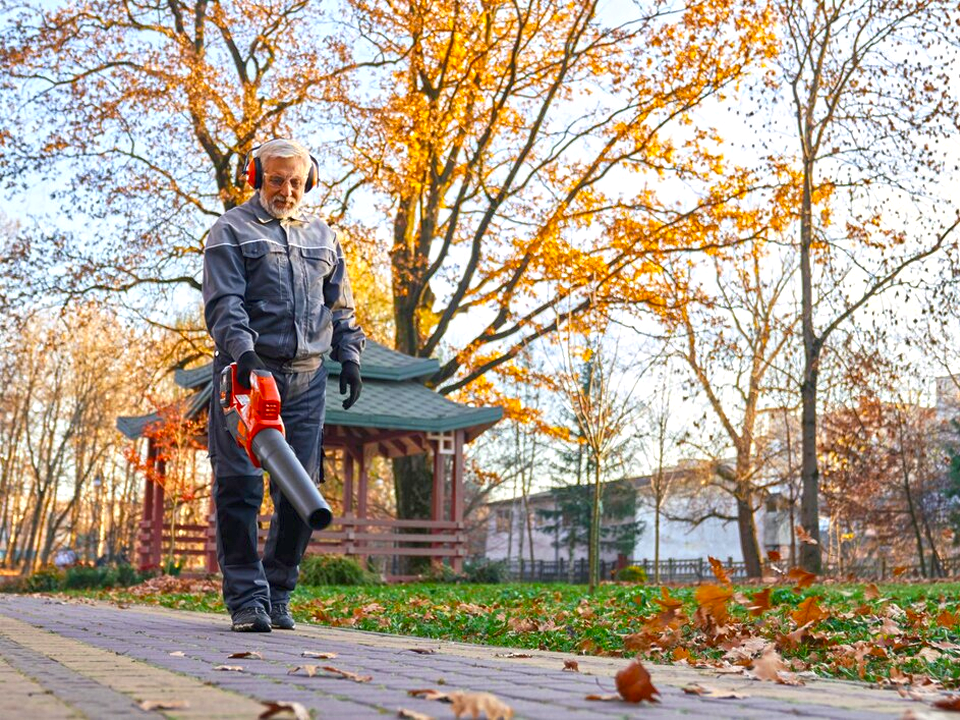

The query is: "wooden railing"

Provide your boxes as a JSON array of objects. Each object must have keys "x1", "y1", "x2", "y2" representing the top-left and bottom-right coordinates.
[{"x1": 138, "y1": 515, "x2": 466, "y2": 572}]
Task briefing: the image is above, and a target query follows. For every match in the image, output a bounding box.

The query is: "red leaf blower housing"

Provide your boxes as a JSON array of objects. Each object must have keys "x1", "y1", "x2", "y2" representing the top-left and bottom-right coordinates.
[{"x1": 219, "y1": 364, "x2": 333, "y2": 531}]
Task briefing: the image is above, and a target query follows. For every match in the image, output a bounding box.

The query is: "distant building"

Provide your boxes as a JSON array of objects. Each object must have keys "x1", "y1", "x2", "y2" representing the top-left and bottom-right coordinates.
[{"x1": 482, "y1": 460, "x2": 793, "y2": 565}]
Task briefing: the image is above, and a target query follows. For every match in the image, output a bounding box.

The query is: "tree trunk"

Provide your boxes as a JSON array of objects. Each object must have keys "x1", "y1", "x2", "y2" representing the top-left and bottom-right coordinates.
[
  {"x1": 799, "y1": 123, "x2": 823, "y2": 574},
  {"x1": 736, "y1": 483, "x2": 763, "y2": 578},
  {"x1": 654, "y1": 494, "x2": 661, "y2": 584},
  {"x1": 589, "y1": 461, "x2": 601, "y2": 592}
]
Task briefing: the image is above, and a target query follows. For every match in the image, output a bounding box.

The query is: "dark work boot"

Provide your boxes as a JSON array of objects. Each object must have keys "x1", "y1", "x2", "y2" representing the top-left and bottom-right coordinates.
[
  {"x1": 231, "y1": 605, "x2": 271, "y2": 632},
  {"x1": 270, "y1": 603, "x2": 296, "y2": 630}
]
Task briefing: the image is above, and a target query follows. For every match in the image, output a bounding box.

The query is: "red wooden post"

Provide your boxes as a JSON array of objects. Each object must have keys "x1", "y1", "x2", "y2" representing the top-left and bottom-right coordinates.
[
  {"x1": 138, "y1": 439, "x2": 156, "y2": 570},
  {"x1": 342, "y1": 448, "x2": 354, "y2": 516},
  {"x1": 151, "y1": 457, "x2": 165, "y2": 569},
  {"x1": 451, "y1": 430, "x2": 465, "y2": 572},
  {"x1": 431, "y1": 440, "x2": 446, "y2": 567},
  {"x1": 356, "y1": 447, "x2": 368, "y2": 557}
]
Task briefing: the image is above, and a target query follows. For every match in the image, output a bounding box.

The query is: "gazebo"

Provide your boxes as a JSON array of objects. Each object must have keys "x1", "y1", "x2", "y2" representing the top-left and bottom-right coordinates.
[{"x1": 117, "y1": 341, "x2": 502, "y2": 577}]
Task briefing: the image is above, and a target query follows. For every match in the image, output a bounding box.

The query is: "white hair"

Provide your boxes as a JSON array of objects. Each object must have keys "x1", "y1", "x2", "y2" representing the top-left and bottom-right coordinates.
[{"x1": 254, "y1": 138, "x2": 311, "y2": 176}]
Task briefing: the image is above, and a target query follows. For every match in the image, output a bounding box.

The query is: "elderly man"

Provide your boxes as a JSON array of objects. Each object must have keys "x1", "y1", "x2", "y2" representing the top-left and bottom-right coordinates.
[{"x1": 203, "y1": 139, "x2": 365, "y2": 632}]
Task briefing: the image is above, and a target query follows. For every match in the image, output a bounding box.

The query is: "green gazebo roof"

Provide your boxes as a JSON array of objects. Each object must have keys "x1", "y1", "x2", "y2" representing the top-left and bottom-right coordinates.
[{"x1": 117, "y1": 340, "x2": 502, "y2": 442}]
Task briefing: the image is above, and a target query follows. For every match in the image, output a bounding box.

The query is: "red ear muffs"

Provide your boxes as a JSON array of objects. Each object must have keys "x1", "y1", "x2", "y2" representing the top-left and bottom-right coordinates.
[{"x1": 245, "y1": 143, "x2": 319, "y2": 193}]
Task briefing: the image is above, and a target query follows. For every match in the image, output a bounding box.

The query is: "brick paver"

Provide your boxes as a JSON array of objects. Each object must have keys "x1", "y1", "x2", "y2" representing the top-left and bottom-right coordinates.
[{"x1": 0, "y1": 594, "x2": 954, "y2": 719}]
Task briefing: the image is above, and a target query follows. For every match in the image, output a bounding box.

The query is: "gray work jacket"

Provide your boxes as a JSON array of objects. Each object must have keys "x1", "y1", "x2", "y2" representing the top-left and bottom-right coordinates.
[{"x1": 202, "y1": 194, "x2": 365, "y2": 370}]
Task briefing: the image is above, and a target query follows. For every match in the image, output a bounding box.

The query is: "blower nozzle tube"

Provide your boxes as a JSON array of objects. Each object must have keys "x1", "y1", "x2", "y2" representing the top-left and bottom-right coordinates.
[{"x1": 251, "y1": 428, "x2": 333, "y2": 531}]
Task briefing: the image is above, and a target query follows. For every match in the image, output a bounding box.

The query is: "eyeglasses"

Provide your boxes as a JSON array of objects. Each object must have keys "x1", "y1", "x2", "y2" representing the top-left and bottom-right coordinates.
[{"x1": 265, "y1": 174, "x2": 304, "y2": 190}]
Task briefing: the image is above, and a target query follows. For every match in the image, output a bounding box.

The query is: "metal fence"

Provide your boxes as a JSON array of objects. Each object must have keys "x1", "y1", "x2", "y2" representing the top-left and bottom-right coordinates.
[{"x1": 493, "y1": 555, "x2": 960, "y2": 584}]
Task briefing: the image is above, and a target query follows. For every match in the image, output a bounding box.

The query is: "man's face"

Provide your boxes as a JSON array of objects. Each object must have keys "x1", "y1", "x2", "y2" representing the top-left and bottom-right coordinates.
[{"x1": 260, "y1": 155, "x2": 308, "y2": 219}]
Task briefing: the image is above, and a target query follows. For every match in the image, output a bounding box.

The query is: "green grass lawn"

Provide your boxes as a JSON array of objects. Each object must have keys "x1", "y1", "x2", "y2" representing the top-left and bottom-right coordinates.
[{"x1": 57, "y1": 579, "x2": 960, "y2": 687}]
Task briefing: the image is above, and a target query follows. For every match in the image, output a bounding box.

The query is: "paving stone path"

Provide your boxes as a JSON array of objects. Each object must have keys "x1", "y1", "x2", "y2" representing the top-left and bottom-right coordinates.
[{"x1": 0, "y1": 594, "x2": 953, "y2": 719}]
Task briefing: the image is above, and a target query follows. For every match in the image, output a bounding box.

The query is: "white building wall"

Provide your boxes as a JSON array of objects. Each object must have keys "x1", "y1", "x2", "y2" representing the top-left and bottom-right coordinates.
[{"x1": 633, "y1": 498, "x2": 745, "y2": 562}]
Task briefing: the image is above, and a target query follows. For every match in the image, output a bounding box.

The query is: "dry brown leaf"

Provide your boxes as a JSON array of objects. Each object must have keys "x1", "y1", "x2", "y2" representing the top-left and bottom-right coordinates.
[
  {"x1": 507, "y1": 616, "x2": 537, "y2": 633},
  {"x1": 563, "y1": 660, "x2": 580, "y2": 672},
  {"x1": 168, "y1": 651, "x2": 186, "y2": 657},
  {"x1": 672, "y1": 647, "x2": 691, "y2": 662},
  {"x1": 301, "y1": 651, "x2": 338, "y2": 659},
  {"x1": 751, "y1": 645, "x2": 787, "y2": 682},
  {"x1": 213, "y1": 665, "x2": 244, "y2": 672},
  {"x1": 767, "y1": 549, "x2": 782, "y2": 562},
  {"x1": 139, "y1": 700, "x2": 190, "y2": 711},
  {"x1": 259, "y1": 700, "x2": 310, "y2": 720},
  {"x1": 321, "y1": 665, "x2": 372, "y2": 683},
  {"x1": 863, "y1": 583, "x2": 881, "y2": 600},
  {"x1": 398, "y1": 710, "x2": 435, "y2": 720},
  {"x1": 448, "y1": 691, "x2": 514, "y2": 719},
  {"x1": 407, "y1": 689, "x2": 451, "y2": 702},
  {"x1": 791, "y1": 596, "x2": 828, "y2": 626},
  {"x1": 406, "y1": 648, "x2": 438, "y2": 655},
  {"x1": 747, "y1": 588, "x2": 772, "y2": 616},
  {"x1": 786, "y1": 567, "x2": 816, "y2": 589},
  {"x1": 654, "y1": 586, "x2": 683, "y2": 611},
  {"x1": 682, "y1": 684, "x2": 748, "y2": 699},
  {"x1": 918, "y1": 647, "x2": 942, "y2": 663},
  {"x1": 795, "y1": 525, "x2": 818, "y2": 545},
  {"x1": 937, "y1": 610, "x2": 959, "y2": 628},
  {"x1": 615, "y1": 659, "x2": 660, "y2": 703},
  {"x1": 782, "y1": 621, "x2": 815, "y2": 648},
  {"x1": 695, "y1": 584, "x2": 733, "y2": 624},
  {"x1": 585, "y1": 694, "x2": 620, "y2": 701},
  {"x1": 933, "y1": 695, "x2": 960, "y2": 711},
  {"x1": 708, "y1": 556, "x2": 732, "y2": 585},
  {"x1": 494, "y1": 652, "x2": 533, "y2": 659},
  {"x1": 288, "y1": 665, "x2": 320, "y2": 677},
  {"x1": 229, "y1": 651, "x2": 263, "y2": 659},
  {"x1": 892, "y1": 565, "x2": 909, "y2": 578}
]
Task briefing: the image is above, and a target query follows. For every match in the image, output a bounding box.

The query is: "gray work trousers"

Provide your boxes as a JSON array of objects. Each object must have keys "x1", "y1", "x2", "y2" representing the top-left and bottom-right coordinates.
[{"x1": 208, "y1": 351, "x2": 326, "y2": 614}]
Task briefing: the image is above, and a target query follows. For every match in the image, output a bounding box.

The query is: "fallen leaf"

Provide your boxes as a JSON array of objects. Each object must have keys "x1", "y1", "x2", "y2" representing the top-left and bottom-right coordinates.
[
  {"x1": 747, "y1": 588, "x2": 772, "y2": 616},
  {"x1": 937, "y1": 610, "x2": 959, "y2": 628},
  {"x1": 168, "y1": 651, "x2": 186, "y2": 657},
  {"x1": 213, "y1": 665, "x2": 244, "y2": 672},
  {"x1": 563, "y1": 660, "x2": 580, "y2": 672},
  {"x1": 507, "y1": 616, "x2": 537, "y2": 633},
  {"x1": 682, "y1": 684, "x2": 748, "y2": 699},
  {"x1": 708, "y1": 556, "x2": 732, "y2": 585},
  {"x1": 892, "y1": 565, "x2": 908, "y2": 578},
  {"x1": 407, "y1": 689, "x2": 451, "y2": 702},
  {"x1": 288, "y1": 665, "x2": 320, "y2": 677},
  {"x1": 615, "y1": 659, "x2": 659, "y2": 703},
  {"x1": 139, "y1": 700, "x2": 190, "y2": 711},
  {"x1": 229, "y1": 651, "x2": 263, "y2": 659},
  {"x1": 654, "y1": 586, "x2": 683, "y2": 611},
  {"x1": 767, "y1": 549, "x2": 781, "y2": 562},
  {"x1": 863, "y1": 583, "x2": 881, "y2": 600},
  {"x1": 494, "y1": 652, "x2": 532, "y2": 659},
  {"x1": 751, "y1": 645, "x2": 787, "y2": 682},
  {"x1": 406, "y1": 648, "x2": 438, "y2": 655},
  {"x1": 448, "y1": 691, "x2": 514, "y2": 719},
  {"x1": 321, "y1": 665, "x2": 372, "y2": 683},
  {"x1": 791, "y1": 596, "x2": 828, "y2": 626},
  {"x1": 695, "y1": 584, "x2": 733, "y2": 623},
  {"x1": 585, "y1": 694, "x2": 620, "y2": 701},
  {"x1": 301, "y1": 651, "x2": 338, "y2": 659},
  {"x1": 259, "y1": 700, "x2": 311, "y2": 720},
  {"x1": 795, "y1": 525, "x2": 818, "y2": 545},
  {"x1": 933, "y1": 695, "x2": 960, "y2": 711},
  {"x1": 787, "y1": 567, "x2": 816, "y2": 589},
  {"x1": 672, "y1": 647, "x2": 691, "y2": 662},
  {"x1": 398, "y1": 710, "x2": 435, "y2": 720},
  {"x1": 918, "y1": 647, "x2": 942, "y2": 663}
]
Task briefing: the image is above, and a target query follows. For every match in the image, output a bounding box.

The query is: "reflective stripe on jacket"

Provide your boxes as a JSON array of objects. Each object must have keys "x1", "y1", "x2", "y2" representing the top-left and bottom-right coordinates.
[{"x1": 202, "y1": 194, "x2": 365, "y2": 369}]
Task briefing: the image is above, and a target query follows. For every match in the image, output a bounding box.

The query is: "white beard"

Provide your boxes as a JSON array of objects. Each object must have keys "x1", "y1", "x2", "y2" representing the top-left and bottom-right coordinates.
[{"x1": 262, "y1": 193, "x2": 301, "y2": 219}]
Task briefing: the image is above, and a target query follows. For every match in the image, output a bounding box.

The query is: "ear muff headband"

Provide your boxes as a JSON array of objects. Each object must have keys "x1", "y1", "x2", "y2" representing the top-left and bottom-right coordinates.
[{"x1": 245, "y1": 143, "x2": 319, "y2": 193}]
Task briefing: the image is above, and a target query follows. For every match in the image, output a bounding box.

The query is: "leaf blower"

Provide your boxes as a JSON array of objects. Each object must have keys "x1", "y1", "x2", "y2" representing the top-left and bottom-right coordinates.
[{"x1": 219, "y1": 364, "x2": 333, "y2": 531}]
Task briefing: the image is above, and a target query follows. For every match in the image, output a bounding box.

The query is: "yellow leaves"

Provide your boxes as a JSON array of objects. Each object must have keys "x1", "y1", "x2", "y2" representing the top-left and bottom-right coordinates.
[
  {"x1": 694, "y1": 583, "x2": 733, "y2": 624},
  {"x1": 790, "y1": 596, "x2": 827, "y2": 626}
]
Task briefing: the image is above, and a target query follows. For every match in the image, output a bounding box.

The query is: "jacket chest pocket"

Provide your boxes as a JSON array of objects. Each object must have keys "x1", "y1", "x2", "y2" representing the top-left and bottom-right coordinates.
[
  {"x1": 298, "y1": 245, "x2": 336, "y2": 297},
  {"x1": 241, "y1": 240, "x2": 287, "y2": 300}
]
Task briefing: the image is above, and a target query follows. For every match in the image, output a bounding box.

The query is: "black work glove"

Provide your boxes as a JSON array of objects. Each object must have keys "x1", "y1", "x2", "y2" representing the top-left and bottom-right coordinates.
[
  {"x1": 236, "y1": 350, "x2": 266, "y2": 390},
  {"x1": 339, "y1": 361, "x2": 362, "y2": 410}
]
